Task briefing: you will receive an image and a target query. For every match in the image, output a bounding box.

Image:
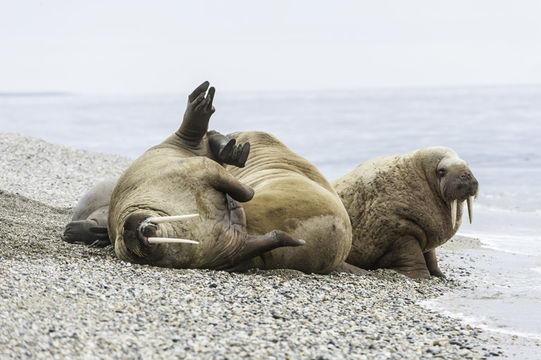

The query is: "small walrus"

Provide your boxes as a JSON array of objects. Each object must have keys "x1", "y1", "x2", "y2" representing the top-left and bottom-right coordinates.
[
  {"x1": 61, "y1": 179, "x2": 116, "y2": 247},
  {"x1": 108, "y1": 82, "x2": 304, "y2": 269},
  {"x1": 333, "y1": 147, "x2": 478, "y2": 278}
]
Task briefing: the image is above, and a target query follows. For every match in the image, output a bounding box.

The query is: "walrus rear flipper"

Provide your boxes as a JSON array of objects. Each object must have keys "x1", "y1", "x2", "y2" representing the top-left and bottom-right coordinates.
[
  {"x1": 61, "y1": 220, "x2": 111, "y2": 247},
  {"x1": 208, "y1": 132, "x2": 250, "y2": 168},
  {"x1": 215, "y1": 230, "x2": 305, "y2": 271}
]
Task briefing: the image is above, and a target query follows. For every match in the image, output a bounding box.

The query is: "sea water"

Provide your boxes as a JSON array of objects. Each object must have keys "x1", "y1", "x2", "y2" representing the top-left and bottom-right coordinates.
[{"x1": 1, "y1": 85, "x2": 540, "y2": 343}]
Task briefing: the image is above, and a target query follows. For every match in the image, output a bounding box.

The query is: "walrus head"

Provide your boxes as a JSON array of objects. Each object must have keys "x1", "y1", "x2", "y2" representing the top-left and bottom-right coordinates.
[
  {"x1": 121, "y1": 213, "x2": 200, "y2": 261},
  {"x1": 417, "y1": 147, "x2": 479, "y2": 229}
]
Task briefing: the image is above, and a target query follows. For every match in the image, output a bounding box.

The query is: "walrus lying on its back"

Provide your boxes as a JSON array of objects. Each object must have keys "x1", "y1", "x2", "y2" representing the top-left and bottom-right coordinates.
[
  {"x1": 334, "y1": 147, "x2": 478, "y2": 278},
  {"x1": 61, "y1": 82, "x2": 251, "y2": 248},
  {"x1": 108, "y1": 82, "x2": 304, "y2": 269}
]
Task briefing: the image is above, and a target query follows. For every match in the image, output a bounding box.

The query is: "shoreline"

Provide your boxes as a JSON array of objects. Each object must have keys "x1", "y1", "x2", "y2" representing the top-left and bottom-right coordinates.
[{"x1": 0, "y1": 132, "x2": 528, "y2": 358}]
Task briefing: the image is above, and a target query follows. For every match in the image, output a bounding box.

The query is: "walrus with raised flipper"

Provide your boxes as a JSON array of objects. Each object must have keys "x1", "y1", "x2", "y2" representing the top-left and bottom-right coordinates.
[
  {"x1": 61, "y1": 82, "x2": 250, "y2": 248},
  {"x1": 224, "y1": 131, "x2": 352, "y2": 274},
  {"x1": 333, "y1": 147, "x2": 478, "y2": 278},
  {"x1": 108, "y1": 82, "x2": 304, "y2": 269}
]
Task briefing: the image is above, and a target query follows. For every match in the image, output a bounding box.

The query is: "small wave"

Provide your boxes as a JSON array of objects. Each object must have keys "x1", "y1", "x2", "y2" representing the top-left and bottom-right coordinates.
[
  {"x1": 422, "y1": 299, "x2": 541, "y2": 341},
  {"x1": 473, "y1": 202, "x2": 541, "y2": 215},
  {"x1": 458, "y1": 231, "x2": 541, "y2": 257}
]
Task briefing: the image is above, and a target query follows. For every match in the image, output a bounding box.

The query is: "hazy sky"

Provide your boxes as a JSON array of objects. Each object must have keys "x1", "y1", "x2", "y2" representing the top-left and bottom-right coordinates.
[{"x1": 1, "y1": 0, "x2": 540, "y2": 93}]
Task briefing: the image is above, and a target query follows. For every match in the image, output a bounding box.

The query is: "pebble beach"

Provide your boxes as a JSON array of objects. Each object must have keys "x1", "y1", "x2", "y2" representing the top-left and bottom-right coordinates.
[{"x1": 0, "y1": 133, "x2": 515, "y2": 359}]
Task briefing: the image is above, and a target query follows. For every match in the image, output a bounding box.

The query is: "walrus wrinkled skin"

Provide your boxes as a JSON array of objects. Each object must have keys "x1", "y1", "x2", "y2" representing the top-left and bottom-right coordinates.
[
  {"x1": 333, "y1": 147, "x2": 478, "y2": 278},
  {"x1": 108, "y1": 82, "x2": 304, "y2": 269},
  {"x1": 61, "y1": 179, "x2": 116, "y2": 247},
  {"x1": 224, "y1": 131, "x2": 352, "y2": 274},
  {"x1": 61, "y1": 82, "x2": 250, "y2": 248}
]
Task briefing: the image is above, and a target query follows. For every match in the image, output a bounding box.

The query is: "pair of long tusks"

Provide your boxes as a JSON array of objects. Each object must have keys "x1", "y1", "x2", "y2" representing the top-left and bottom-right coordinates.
[
  {"x1": 450, "y1": 196, "x2": 474, "y2": 228},
  {"x1": 142, "y1": 214, "x2": 200, "y2": 245}
]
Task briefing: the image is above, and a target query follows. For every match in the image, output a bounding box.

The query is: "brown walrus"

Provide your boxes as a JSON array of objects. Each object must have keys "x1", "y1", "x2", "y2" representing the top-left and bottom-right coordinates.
[
  {"x1": 61, "y1": 81, "x2": 250, "y2": 247},
  {"x1": 107, "y1": 82, "x2": 304, "y2": 269},
  {"x1": 333, "y1": 146, "x2": 479, "y2": 278},
  {"x1": 224, "y1": 131, "x2": 352, "y2": 274}
]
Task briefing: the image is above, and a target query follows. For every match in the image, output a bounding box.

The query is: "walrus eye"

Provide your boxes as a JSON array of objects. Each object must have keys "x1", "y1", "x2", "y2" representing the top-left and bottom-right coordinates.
[{"x1": 437, "y1": 168, "x2": 446, "y2": 177}]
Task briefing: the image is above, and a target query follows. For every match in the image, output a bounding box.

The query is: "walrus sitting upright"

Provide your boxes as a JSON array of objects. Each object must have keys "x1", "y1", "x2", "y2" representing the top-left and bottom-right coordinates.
[
  {"x1": 108, "y1": 82, "x2": 304, "y2": 269},
  {"x1": 333, "y1": 147, "x2": 478, "y2": 278},
  {"x1": 224, "y1": 131, "x2": 352, "y2": 274}
]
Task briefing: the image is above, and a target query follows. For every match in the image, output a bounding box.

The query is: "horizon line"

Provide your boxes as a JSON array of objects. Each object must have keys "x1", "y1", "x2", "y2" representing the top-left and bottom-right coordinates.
[{"x1": 2, "y1": 82, "x2": 541, "y2": 97}]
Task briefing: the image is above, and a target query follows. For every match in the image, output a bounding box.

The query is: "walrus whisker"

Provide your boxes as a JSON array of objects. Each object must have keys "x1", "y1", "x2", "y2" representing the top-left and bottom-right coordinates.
[
  {"x1": 147, "y1": 237, "x2": 200, "y2": 245},
  {"x1": 467, "y1": 196, "x2": 473, "y2": 224},
  {"x1": 146, "y1": 214, "x2": 199, "y2": 224},
  {"x1": 450, "y1": 199, "x2": 457, "y2": 229}
]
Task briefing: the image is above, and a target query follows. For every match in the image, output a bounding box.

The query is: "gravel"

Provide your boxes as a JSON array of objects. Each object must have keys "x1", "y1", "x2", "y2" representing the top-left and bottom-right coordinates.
[{"x1": 0, "y1": 133, "x2": 505, "y2": 359}]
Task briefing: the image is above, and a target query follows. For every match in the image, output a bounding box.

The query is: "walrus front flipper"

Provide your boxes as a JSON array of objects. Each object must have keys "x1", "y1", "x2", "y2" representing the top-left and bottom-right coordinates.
[
  {"x1": 210, "y1": 168, "x2": 255, "y2": 203},
  {"x1": 216, "y1": 230, "x2": 305, "y2": 271},
  {"x1": 424, "y1": 249, "x2": 445, "y2": 278},
  {"x1": 375, "y1": 235, "x2": 431, "y2": 279},
  {"x1": 61, "y1": 220, "x2": 110, "y2": 247}
]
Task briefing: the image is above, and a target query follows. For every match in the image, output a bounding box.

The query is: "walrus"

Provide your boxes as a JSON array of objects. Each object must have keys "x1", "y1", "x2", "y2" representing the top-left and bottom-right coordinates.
[
  {"x1": 333, "y1": 146, "x2": 479, "y2": 278},
  {"x1": 61, "y1": 178, "x2": 116, "y2": 247},
  {"x1": 108, "y1": 82, "x2": 304, "y2": 269},
  {"x1": 223, "y1": 131, "x2": 352, "y2": 274},
  {"x1": 61, "y1": 82, "x2": 250, "y2": 247}
]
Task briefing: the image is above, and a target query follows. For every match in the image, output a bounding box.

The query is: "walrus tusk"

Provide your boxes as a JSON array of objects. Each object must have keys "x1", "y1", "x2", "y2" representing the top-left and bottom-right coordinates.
[
  {"x1": 146, "y1": 214, "x2": 199, "y2": 224},
  {"x1": 450, "y1": 200, "x2": 457, "y2": 228},
  {"x1": 147, "y1": 237, "x2": 199, "y2": 245},
  {"x1": 467, "y1": 196, "x2": 473, "y2": 224}
]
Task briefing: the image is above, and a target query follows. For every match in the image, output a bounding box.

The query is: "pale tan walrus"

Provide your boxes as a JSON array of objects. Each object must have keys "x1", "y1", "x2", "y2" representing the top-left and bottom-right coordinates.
[
  {"x1": 108, "y1": 82, "x2": 304, "y2": 269},
  {"x1": 224, "y1": 131, "x2": 352, "y2": 274},
  {"x1": 333, "y1": 147, "x2": 478, "y2": 278}
]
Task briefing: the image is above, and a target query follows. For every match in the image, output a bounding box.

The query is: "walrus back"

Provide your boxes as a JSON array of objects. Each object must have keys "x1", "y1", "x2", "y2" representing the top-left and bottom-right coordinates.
[{"x1": 226, "y1": 131, "x2": 352, "y2": 274}]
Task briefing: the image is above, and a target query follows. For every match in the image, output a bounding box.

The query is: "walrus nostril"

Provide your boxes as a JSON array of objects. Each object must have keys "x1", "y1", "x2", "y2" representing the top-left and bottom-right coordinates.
[{"x1": 460, "y1": 172, "x2": 472, "y2": 181}]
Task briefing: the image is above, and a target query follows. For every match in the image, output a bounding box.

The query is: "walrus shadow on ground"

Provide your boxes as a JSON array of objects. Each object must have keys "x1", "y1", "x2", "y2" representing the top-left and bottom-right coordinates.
[{"x1": 333, "y1": 147, "x2": 479, "y2": 278}]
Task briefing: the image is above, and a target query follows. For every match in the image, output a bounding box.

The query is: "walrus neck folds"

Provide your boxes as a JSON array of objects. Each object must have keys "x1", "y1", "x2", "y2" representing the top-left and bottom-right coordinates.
[{"x1": 175, "y1": 122, "x2": 208, "y2": 149}]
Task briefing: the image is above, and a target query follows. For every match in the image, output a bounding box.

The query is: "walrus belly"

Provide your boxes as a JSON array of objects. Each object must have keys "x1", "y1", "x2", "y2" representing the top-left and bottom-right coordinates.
[{"x1": 239, "y1": 175, "x2": 351, "y2": 273}]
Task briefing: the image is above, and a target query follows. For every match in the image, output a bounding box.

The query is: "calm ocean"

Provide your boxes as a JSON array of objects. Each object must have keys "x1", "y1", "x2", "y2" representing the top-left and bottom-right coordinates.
[{"x1": 1, "y1": 85, "x2": 540, "y2": 341}]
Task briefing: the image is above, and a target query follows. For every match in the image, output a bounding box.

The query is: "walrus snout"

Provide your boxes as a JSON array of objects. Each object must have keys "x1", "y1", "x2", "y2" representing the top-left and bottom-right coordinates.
[
  {"x1": 446, "y1": 172, "x2": 478, "y2": 200},
  {"x1": 441, "y1": 167, "x2": 478, "y2": 199},
  {"x1": 123, "y1": 214, "x2": 154, "y2": 257},
  {"x1": 442, "y1": 169, "x2": 479, "y2": 228}
]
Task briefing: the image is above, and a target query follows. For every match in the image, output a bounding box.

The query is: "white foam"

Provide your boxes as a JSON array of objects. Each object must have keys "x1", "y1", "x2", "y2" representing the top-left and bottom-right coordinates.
[
  {"x1": 421, "y1": 299, "x2": 541, "y2": 341},
  {"x1": 473, "y1": 202, "x2": 541, "y2": 215},
  {"x1": 458, "y1": 231, "x2": 541, "y2": 257}
]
